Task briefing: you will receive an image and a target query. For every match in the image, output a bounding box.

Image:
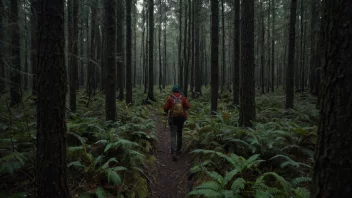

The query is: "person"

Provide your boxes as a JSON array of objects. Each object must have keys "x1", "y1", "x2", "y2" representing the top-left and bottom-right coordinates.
[{"x1": 163, "y1": 85, "x2": 190, "y2": 161}]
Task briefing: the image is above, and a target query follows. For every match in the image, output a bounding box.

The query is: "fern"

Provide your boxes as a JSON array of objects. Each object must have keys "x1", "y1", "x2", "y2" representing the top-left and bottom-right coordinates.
[
  {"x1": 188, "y1": 189, "x2": 221, "y2": 198},
  {"x1": 270, "y1": 154, "x2": 312, "y2": 169},
  {"x1": 291, "y1": 177, "x2": 312, "y2": 187}
]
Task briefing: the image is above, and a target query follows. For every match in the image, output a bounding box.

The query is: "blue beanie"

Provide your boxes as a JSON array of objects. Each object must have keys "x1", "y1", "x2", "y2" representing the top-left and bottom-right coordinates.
[{"x1": 172, "y1": 85, "x2": 180, "y2": 93}]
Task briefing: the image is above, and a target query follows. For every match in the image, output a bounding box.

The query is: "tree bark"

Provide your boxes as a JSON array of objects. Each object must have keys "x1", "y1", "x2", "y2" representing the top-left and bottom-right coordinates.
[
  {"x1": 126, "y1": 0, "x2": 133, "y2": 104},
  {"x1": 210, "y1": 0, "x2": 219, "y2": 113},
  {"x1": 285, "y1": 0, "x2": 297, "y2": 109},
  {"x1": 178, "y1": 0, "x2": 183, "y2": 88},
  {"x1": 36, "y1": 0, "x2": 69, "y2": 196},
  {"x1": 158, "y1": 1, "x2": 162, "y2": 92},
  {"x1": 117, "y1": 0, "x2": 124, "y2": 100},
  {"x1": 220, "y1": 0, "x2": 225, "y2": 92},
  {"x1": 30, "y1": 0, "x2": 39, "y2": 95},
  {"x1": 309, "y1": 0, "x2": 318, "y2": 95},
  {"x1": 271, "y1": 0, "x2": 275, "y2": 92},
  {"x1": 147, "y1": 0, "x2": 154, "y2": 100},
  {"x1": 233, "y1": 0, "x2": 240, "y2": 104},
  {"x1": 10, "y1": 0, "x2": 21, "y2": 106},
  {"x1": 104, "y1": 0, "x2": 117, "y2": 120},
  {"x1": 260, "y1": 0, "x2": 265, "y2": 94},
  {"x1": 0, "y1": 0, "x2": 4, "y2": 93},
  {"x1": 69, "y1": 0, "x2": 78, "y2": 112},
  {"x1": 311, "y1": 0, "x2": 352, "y2": 197},
  {"x1": 194, "y1": 0, "x2": 201, "y2": 94},
  {"x1": 239, "y1": 0, "x2": 256, "y2": 127}
]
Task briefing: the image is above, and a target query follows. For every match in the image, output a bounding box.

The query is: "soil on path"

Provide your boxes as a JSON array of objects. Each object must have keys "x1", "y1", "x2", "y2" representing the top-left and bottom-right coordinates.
[{"x1": 147, "y1": 115, "x2": 192, "y2": 198}]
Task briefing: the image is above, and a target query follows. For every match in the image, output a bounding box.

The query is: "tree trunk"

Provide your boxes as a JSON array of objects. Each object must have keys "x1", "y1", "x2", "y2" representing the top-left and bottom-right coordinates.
[
  {"x1": 126, "y1": 0, "x2": 133, "y2": 104},
  {"x1": 271, "y1": 0, "x2": 275, "y2": 92},
  {"x1": 0, "y1": 0, "x2": 4, "y2": 93},
  {"x1": 147, "y1": 0, "x2": 154, "y2": 100},
  {"x1": 233, "y1": 0, "x2": 240, "y2": 104},
  {"x1": 163, "y1": 0, "x2": 167, "y2": 89},
  {"x1": 117, "y1": 0, "x2": 124, "y2": 100},
  {"x1": 183, "y1": 1, "x2": 189, "y2": 96},
  {"x1": 80, "y1": 29, "x2": 85, "y2": 88},
  {"x1": 309, "y1": 0, "x2": 318, "y2": 95},
  {"x1": 10, "y1": 0, "x2": 21, "y2": 106},
  {"x1": 69, "y1": 0, "x2": 78, "y2": 112},
  {"x1": 311, "y1": 1, "x2": 352, "y2": 196},
  {"x1": 36, "y1": 0, "x2": 69, "y2": 196},
  {"x1": 285, "y1": 0, "x2": 297, "y2": 109},
  {"x1": 194, "y1": 0, "x2": 201, "y2": 94},
  {"x1": 178, "y1": 0, "x2": 183, "y2": 88},
  {"x1": 239, "y1": 0, "x2": 256, "y2": 127},
  {"x1": 210, "y1": 0, "x2": 219, "y2": 113},
  {"x1": 104, "y1": 0, "x2": 117, "y2": 120},
  {"x1": 158, "y1": 1, "x2": 162, "y2": 92},
  {"x1": 24, "y1": 6, "x2": 29, "y2": 91},
  {"x1": 260, "y1": 0, "x2": 265, "y2": 94},
  {"x1": 220, "y1": 0, "x2": 225, "y2": 92},
  {"x1": 266, "y1": 0, "x2": 271, "y2": 93},
  {"x1": 30, "y1": 0, "x2": 38, "y2": 95}
]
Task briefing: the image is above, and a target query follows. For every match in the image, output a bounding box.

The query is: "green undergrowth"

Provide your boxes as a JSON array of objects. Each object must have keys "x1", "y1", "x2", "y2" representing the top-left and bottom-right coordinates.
[
  {"x1": 184, "y1": 88, "x2": 318, "y2": 198},
  {"x1": 0, "y1": 88, "x2": 159, "y2": 197}
]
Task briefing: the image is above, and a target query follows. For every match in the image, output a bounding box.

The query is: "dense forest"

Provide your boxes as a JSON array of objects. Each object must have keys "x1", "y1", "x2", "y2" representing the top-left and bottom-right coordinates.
[{"x1": 0, "y1": 0, "x2": 351, "y2": 197}]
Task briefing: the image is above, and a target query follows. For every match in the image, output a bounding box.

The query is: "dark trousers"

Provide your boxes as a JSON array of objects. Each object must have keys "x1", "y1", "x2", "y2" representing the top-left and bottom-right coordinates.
[{"x1": 168, "y1": 117, "x2": 185, "y2": 154}]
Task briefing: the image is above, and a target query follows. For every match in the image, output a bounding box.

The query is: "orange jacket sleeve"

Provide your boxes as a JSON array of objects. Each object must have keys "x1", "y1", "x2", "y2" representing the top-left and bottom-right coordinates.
[{"x1": 163, "y1": 96, "x2": 171, "y2": 113}]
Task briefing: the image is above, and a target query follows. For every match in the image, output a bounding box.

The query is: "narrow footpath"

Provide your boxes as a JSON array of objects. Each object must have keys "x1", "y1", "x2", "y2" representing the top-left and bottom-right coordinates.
[{"x1": 147, "y1": 115, "x2": 192, "y2": 198}]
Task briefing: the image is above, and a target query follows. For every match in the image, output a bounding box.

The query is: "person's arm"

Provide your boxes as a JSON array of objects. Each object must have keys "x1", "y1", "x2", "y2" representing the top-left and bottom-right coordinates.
[
  {"x1": 163, "y1": 96, "x2": 171, "y2": 113},
  {"x1": 183, "y1": 96, "x2": 190, "y2": 110}
]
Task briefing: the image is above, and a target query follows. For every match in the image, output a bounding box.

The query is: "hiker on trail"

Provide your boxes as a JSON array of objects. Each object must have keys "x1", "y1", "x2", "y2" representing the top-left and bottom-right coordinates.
[{"x1": 163, "y1": 85, "x2": 190, "y2": 161}]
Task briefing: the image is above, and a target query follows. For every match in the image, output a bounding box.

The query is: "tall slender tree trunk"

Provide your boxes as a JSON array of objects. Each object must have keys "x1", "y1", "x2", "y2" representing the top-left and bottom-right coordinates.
[
  {"x1": 183, "y1": 1, "x2": 189, "y2": 96},
  {"x1": 80, "y1": 29, "x2": 85, "y2": 88},
  {"x1": 104, "y1": 0, "x2": 117, "y2": 120},
  {"x1": 285, "y1": 0, "x2": 297, "y2": 109},
  {"x1": 10, "y1": 0, "x2": 21, "y2": 106},
  {"x1": 194, "y1": 0, "x2": 201, "y2": 94},
  {"x1": 266, "y1": 0, "x2": 271, "y2": 93},
  {"x1": 36, "y1": 0, "x2": 69, "y2": 196},
  {"x1": 0, "y1": 0, "x2": 4, "y2": 93},
  {"x1": 147, "y1": 0, "x2": 154, "y2": 101},
  {"x1": 163, "y1": 0, "x2": 167, "y2": 89},
  {"x1": 69, "y1": 0, "x2": 78, "y2": 112},
  {"x1": 133, "y1": 1, "x2": 137, "y2": 88},
  {"x1": 311, "y1": 1, "x2": 352, "y2": 196},
  {"x1": 233, "y1": 0, "x2": 240, "y2": 104},
  {"x1": 30, "y1": 0, "x2": 38, "y2": 95},
  {"x1": 260, "y1": 0, "x2": 265, "y2": 94},
  {"x1": 117, "y1": 0, "x2": 124, "y2": 100},
  {"x1": 24, "y1": 7, "x2": 29, "y2": 91},
  {"x1": 210, "y1": 0, "x2": 219, "y2": 113},
  {"x1": 220, "y1": 0, "x2": 225, "y2": 92},
  {"x1": 178, "y1": 0, "x2": 183, "y2": 88},
  {"x1": 158, "y1": 1, "x2": 162, "y2": 92},
  {"x1": 190, "y1": 0, "x2": 195, "y2": 94},
  {"x1": 309, "y1": 0, "x2": 318, "y2": 95},
  {"x1": 126, "y1": 0, "x2": 132, "y2": 104},
  {"x1": 271, "y1": 0, "x2": 275, "y2": 92},
  {"x1": 239, "y1": 0, "x2": 256, "y2": 127}
]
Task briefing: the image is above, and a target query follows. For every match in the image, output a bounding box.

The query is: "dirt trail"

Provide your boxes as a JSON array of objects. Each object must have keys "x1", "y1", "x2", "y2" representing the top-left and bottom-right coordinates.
[{"x1": 147, "y1": 115, "x2": 192, "y2": 198}]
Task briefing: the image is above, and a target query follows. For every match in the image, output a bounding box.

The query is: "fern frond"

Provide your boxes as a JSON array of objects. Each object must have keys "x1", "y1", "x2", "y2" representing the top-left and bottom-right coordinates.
[
  {"x1": 231, "y1": 178, "x2": 246, "y2": 193},
  {"x1": 195, "y1": 181, "x2": 222, "y2": 191},
  {"x1": 95, "y1": 187, "x2": 107, "y2": 198},
  {"x1": 293, "y1": 187, "x2": 310, "y2": 198},
  {"x1": 106, "y1": 169, "x2": 122, "y2": 185},
  {"x1": 224, "y1": 169, "x2": 239, "y2": 185},
  {"x1": 270, "y1": 154, "x2": 311, "y2": 169},
  {"x1": 188, "y1": 189, "x2": 221, "y2": 198},
  {"x1": 291, "y1": 177, "x2": 311, "y2": 187}
]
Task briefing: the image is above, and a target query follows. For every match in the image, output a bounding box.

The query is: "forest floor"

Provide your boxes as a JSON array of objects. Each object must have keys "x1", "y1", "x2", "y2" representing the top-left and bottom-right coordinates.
[{"x1": 146, "y1": 114, "x2": 192, "y2": 198}]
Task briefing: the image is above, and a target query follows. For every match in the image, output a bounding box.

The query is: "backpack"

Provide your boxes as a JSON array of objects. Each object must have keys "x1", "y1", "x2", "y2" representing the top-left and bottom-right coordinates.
[{"x1": 171, "y1": 95, "x2": 185, "y2": 118}]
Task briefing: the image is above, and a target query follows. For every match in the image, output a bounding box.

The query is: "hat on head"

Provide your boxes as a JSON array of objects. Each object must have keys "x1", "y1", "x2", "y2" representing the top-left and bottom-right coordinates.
[{"x1": 172, "y1": 85, "x2": 180, "y2": 93}]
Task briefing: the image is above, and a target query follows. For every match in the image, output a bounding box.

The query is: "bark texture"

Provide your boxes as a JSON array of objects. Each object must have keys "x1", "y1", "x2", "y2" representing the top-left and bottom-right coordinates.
[
  {"x1": 36, "y1": 0, "x2": 69, "y2": 196},
  {"x1": 285, "y1": 0, "x2": 297, "y2": 109},
  {"x1": 104, "y1": 0, "x2": 116, "y2": 120},
  {"x1": 210, "y1": 0, "x2": 219, "y2": 113},
  {"x1": 311, "y1": 1, "x2": 352, "y2": 197},
  {"x1": 239, "y1": 0, "x2": 256, "y2": 127}
]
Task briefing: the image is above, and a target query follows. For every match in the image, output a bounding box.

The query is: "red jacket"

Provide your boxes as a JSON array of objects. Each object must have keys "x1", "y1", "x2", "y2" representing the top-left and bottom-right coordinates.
[{"x1": 164, "y1": 93, "x2": 191, "y2": 118}]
